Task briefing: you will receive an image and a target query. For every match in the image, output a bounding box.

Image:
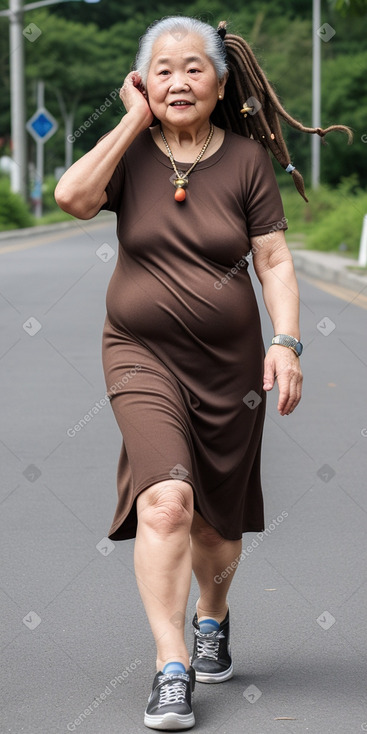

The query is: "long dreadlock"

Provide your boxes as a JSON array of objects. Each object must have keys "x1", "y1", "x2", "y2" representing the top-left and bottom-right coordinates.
[{"x1": 211, "y1": 22, "x2": 353, "y2": 202}]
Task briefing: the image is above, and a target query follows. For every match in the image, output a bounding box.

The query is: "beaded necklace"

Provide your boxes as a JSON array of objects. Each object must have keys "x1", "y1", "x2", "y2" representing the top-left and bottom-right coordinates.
[{"x1": 159, "y1": 123, "x2": 214, "y2": 202}]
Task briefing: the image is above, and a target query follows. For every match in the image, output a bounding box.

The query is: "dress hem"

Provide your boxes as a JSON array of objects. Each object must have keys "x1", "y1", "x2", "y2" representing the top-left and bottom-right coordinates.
[{"x1": 107, "y1": 471, "x2": 265, "y2": 542}]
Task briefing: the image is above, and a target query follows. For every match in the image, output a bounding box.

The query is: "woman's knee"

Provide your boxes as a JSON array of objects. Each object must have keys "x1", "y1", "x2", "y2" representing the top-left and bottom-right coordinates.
[{"x1": 137, "y1": 479, "x2": 194, "y2": 535}]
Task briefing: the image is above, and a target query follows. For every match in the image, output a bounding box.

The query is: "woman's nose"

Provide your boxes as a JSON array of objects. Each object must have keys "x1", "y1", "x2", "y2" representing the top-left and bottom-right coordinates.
[{"x1": 169, "y1": 73, "x2": 190, "y2": 92}]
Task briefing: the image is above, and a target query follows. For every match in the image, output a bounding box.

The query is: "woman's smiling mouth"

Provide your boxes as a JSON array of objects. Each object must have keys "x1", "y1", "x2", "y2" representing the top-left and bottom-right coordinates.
[{"x1": 170, "y1": 100, "x2": 194, "y2": 106}]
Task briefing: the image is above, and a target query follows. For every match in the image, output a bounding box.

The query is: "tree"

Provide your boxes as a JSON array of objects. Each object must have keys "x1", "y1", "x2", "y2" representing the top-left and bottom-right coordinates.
[
  {"x1": 328, "y1": 0, "x2": 367, "y2": 15},
  {"x1": 321, "y1": 51, "x2": 367, "y2": 184},
  {"x1": 25, "y1": 10, "x2": 134, "y2": 170},
  {"x1": 1, "y1": 0, "x2": 364, "y2": 186}
]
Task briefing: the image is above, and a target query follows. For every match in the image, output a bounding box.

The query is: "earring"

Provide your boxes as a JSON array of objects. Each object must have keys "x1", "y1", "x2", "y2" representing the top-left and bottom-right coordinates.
[{"x1": 218, "y1": 93, "x2": 223, "y2": 100}]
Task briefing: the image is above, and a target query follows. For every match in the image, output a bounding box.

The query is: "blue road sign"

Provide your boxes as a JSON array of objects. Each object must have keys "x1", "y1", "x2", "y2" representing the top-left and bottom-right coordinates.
[{"x1": 26, "y1": 107, "x2": 58, "y2": 144}]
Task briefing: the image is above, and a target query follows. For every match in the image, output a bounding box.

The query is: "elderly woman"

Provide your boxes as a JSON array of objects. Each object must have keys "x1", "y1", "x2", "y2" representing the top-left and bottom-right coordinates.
[{"x1": 55, "y1": 15, "x2": 351, "y2": 731}]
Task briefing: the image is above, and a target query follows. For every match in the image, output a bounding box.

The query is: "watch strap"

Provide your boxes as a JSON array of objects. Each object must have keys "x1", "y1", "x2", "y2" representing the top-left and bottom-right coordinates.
[{"x1": 271, "y1": 334, "x2": 303, "y2": 356}]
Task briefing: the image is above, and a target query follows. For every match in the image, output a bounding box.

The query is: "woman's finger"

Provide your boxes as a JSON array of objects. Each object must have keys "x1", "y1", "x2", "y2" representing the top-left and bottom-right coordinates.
[
  {"x1": 270, "y1": 351, "x2": 302, "y2": 415},
  {"x1": 278, "y1": 370, "x2": 303, "y2": 415}
]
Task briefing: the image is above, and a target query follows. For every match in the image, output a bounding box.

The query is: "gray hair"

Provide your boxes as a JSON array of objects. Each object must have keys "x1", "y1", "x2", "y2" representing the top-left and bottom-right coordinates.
[{"x1": 135, "y1": 16, "x2": 228, "y2": 87}]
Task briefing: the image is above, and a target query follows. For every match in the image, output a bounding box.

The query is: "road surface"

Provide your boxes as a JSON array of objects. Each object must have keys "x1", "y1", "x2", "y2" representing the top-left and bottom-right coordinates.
[{"x1": 1, "y1": 216, "x2": 366, "y2": 733}]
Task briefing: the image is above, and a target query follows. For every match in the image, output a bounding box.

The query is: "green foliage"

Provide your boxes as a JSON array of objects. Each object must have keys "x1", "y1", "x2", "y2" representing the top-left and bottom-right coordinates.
[
  {"x1": 321, "y1": 51, "x2": 367, "y2": 185},
  {"x1": 42, "y1": 174, "x2": 60, "y2": 213},
  {"x1": 0, "y1": 178, "x2": 35, "y2": 229},
  {"x1": 50, "y1": 0, "x2": 313, "y2": 28},
  {"x1": 328, "y1": 0, "x2": 367, "y2": 15},
  {"x1": 306, "y1": 181, "x2": 366, "y2": 255},
  {"x1": 253, "y1": 14, "x2": 313, "y2": 184},
  {"x1": 1, "y1": 0, "x2": 366, "y2": 190},
  {"x1": 281, "y1": 175, "x2": 366, "y2": 256}
]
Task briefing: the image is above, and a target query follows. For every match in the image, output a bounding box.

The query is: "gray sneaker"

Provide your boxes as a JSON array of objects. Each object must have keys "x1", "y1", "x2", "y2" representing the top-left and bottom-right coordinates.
[
  {"x1": 190, "y1": 609, "x2": 233, "y2": 683},
  {"x1": 144, "y1": 666, "x2": 196, "y2": 730}
]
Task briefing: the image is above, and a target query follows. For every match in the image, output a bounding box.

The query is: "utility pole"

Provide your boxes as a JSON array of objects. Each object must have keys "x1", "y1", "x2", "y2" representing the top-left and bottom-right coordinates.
[
  {"x1": 9, "y1": 0, "x2": 27, "y2": 199},
  {"x1": 312, "y1": 0, "x2": 321, "y2": 189},
  {"x1": 0, "y1": 0, "x2": 100, "y2": 201}
]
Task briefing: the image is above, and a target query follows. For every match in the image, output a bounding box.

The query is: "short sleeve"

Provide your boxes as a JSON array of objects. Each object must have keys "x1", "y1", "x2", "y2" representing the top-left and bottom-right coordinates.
[
  {"x1": 95, "y1": 131, "x2": 125, "y2": 214},
  {"x1": 245, "y1": 143, "x2": 288, "y2": 237}
]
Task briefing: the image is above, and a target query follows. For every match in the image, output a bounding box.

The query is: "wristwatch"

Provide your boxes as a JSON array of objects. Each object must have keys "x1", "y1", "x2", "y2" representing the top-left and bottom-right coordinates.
[{"x1": 271, "y1": 334, "x2": 303, "y2": 357}]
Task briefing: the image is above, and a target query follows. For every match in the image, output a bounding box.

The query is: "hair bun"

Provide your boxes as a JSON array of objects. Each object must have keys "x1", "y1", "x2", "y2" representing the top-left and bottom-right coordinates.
[{"x1": 217, "y1": 21, "x2": 227, "y2": 39}]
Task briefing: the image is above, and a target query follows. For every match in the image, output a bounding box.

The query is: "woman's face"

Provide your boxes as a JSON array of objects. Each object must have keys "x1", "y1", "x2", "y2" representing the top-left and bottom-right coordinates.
[{"x1": 145, "y1": 32, "x2": 225, "y2": 129}]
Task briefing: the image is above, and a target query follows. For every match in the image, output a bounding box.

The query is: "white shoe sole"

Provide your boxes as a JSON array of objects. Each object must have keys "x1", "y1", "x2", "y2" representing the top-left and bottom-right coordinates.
[
  {"x1": 193, "y1": 662, "x2": 233, "y2": 684},
  {"x1": 144, "y1": 711, "x2": 195, "y2": 730}
]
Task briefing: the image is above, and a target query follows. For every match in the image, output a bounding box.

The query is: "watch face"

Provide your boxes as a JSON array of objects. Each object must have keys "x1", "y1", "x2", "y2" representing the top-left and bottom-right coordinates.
[{"x1": 295, "y1": 342, "x2": 303, "y2": 355}]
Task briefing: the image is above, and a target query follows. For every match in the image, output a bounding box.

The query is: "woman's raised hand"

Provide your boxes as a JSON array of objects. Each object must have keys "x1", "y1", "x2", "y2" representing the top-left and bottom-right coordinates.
[{"x1": 119, "y1": 71, "x2": 154, "y2": 128}]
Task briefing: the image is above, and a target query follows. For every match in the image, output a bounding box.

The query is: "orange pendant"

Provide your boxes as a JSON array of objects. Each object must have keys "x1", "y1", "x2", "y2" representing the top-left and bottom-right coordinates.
[{"x1": 174, "y1": 187, "x2": 186, "y2": 202}]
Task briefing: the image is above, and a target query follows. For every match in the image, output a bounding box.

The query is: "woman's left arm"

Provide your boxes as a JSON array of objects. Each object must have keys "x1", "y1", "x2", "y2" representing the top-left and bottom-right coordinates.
[{"x1": 251, "y1": 230, "x2": 303, "y2": 416}]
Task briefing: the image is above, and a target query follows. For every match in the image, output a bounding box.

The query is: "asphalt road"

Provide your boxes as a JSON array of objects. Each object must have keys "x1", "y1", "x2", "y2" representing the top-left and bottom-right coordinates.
[{"x1": 1, "y1": 216, "x2": 366, "y2": 734}]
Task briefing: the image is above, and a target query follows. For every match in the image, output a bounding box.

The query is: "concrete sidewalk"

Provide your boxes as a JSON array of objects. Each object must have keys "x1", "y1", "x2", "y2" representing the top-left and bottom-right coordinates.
[{"x1": 289, "y1": 247, "x2": 367, "y2": 294}]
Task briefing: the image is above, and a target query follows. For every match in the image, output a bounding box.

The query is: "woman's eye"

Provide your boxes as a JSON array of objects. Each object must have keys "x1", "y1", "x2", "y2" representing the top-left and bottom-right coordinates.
[
  {"x1": 159, "y1": 70, "x2": 170, "y2": 76},
  {"x1": 188, "y1": 68, "x2": 200, "y2": 74}
]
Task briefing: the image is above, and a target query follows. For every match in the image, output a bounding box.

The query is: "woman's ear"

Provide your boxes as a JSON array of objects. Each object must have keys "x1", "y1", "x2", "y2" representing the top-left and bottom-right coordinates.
[{"x1": 218, "y1": 70, "x2": 229, "y2": 98}]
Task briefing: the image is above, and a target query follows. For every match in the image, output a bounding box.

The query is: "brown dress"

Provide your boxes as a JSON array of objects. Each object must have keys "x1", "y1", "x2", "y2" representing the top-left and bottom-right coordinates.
[{"x1": 99, "y1": 127, "x2": 287, "y2": 541}]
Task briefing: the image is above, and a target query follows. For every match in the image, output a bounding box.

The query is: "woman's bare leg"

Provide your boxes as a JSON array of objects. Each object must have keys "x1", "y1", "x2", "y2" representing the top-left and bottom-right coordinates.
[
  {"x1": 190, "y1": 510, "x2": 242, "y2": 621},
  {"x1": 134, "y1": 479, "x2": 194, "y2": 672}
]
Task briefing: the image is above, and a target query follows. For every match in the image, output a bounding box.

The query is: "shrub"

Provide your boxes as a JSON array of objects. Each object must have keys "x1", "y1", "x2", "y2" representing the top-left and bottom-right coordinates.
[
  {"x1": 42, "y1": 175, "x2": 60, "y2": 213},
  {"x1": 307, "y1": 194, "x2": 366, "y2": 255},
  {"x1": 0, "y1": 178, "x2": 34, "y2": 230},
  {"x1": 280, "y1": 176, "x2": 367, "y2": 256}
]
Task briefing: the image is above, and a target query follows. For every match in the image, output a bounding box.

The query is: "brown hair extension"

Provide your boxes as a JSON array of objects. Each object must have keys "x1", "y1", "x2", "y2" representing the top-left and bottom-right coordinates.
[{"x1": 212, "y1": 22, "x2": 353, "y2": 202}]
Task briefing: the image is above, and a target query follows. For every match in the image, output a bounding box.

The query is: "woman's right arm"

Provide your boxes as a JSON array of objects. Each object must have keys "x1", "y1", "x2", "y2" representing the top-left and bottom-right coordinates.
[{"x1": 54, "y1": 72, "x2": 153, "y2": 220}]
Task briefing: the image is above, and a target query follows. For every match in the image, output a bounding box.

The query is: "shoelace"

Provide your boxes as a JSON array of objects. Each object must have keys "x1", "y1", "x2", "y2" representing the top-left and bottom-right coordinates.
[
  {"x1": 195, "y1": 629, "x2": 225, "y2": 660},
  {"x1": 158, "y1": 676, "x2": 188, "y2": 708}
]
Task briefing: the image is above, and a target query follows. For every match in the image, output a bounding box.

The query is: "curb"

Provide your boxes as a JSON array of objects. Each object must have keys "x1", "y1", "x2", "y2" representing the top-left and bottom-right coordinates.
[{"x1": 290, "y1": 248, "x2": 367, "y2": 294}]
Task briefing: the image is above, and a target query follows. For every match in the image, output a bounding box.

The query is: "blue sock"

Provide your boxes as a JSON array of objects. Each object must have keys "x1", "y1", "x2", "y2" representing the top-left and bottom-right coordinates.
[
  {"x1": 163, "y1": 661, "x2": 186, "y2": 674},
  {"x1": 198, "y1": 618, "x2": 220, "y2": 633}
]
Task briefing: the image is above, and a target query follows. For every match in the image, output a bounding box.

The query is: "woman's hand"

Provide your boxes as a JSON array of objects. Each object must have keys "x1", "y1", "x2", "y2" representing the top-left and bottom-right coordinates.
[
  {"x1": 54, "y1": 71, "x2": 153, "y2": 219},
  {"x1": 119, "y1": 71, "x2": 154, "y2": 128},
  {"x1": 263, "y1": 345, "x2": 303, "y2": 416}
]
